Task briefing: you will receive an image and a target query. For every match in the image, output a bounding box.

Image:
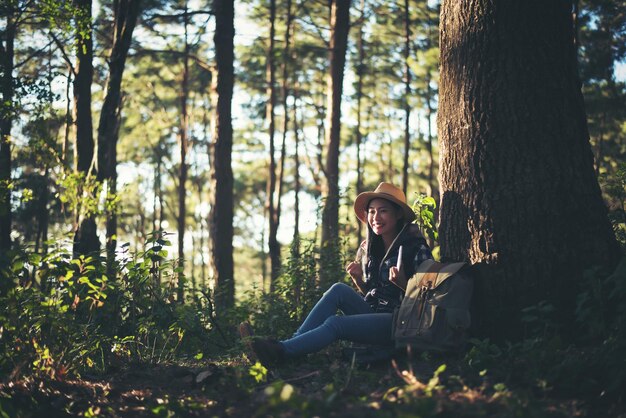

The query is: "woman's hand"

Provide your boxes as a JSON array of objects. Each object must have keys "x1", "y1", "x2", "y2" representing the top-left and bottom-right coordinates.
[
  {"x1": 346, "y1": 261, "x2": 366, "y2": 294},
  {"x1": 389, "y1": 266, "x2": 407, "y2": 291}
]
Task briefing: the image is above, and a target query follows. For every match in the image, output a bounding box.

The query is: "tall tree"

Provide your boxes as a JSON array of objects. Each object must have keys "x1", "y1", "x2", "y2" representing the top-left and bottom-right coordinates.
[
  {"x1": 272, "y1": 0, "x2": 295, "y2": 291},
  {"x1": 0, "y1": 2, "x2": 16, "y2": 258},
  {"x1": 72, "y1": 0, "x2": 99, "y2": 257},
  {"x1": 209, "y1": 0, "x2": 234, "y2": 312},
  {"x1": 354, "y1": 0, "x2": 366, "y2": 243},
  {"x1": 266, "y1": 0, "x2": 279, "y2": 285},
  {"x1": 320, "y1": 0, "x2": 351, "y2": 284},
  {"x1": 412, "y1": 2, "x2": 439, "y2": 199},
  {"x1": 437, "y1": 0, "x2": 621, "y2": 337},
  {"x1": 401, "y1": 0, "x2": 411, "y2": 196},
  {"x1": 177, "y1": 1, "x2": 191, "y2": 301},
  {"x1": 96, "y1": 0, "x2": 141, "y2": 274}
]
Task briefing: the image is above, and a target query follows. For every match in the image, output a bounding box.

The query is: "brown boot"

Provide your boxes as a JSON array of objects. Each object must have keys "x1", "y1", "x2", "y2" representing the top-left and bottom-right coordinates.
[
  {"x1": 239, "y1": 322, "x2": 256, "y2": 362},
  {"x1": 251, "y1": 338, "x2": 286, "y2": 368}
]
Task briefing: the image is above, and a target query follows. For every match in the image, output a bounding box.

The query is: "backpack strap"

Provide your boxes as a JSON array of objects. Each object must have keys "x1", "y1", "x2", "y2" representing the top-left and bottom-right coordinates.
[
  {"x1": 413, "y1": 259, "x2": 467, "y2": 288},
  {"x1": 421, "y1": 262, "x2": 445, "y2": 288}
]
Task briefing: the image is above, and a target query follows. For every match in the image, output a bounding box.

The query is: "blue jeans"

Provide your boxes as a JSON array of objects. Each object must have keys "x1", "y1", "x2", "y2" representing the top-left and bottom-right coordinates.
[{"x1": 280, "y1": 283, "x2": 394, "y2": 356}]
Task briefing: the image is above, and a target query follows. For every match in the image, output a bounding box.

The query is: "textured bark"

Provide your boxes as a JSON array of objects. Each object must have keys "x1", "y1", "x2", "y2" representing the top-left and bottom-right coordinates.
[
  {"x1": 266, "y1": 0, "x2": 279, "y2": 286},
  {"x1": 177, "y1": 3, "x2": 191, "y2": 301},
  {"x1": 402, "y1": 0, "x2": 411, "y2": 196},
  {"x1": 438, "y1": 0, "x2": 620, "y2": 337},
  {"x1": 97, "y1": 0, "x2": 141, "y2": 275},
  {"x1": 320, "y1": 0, "x2": 351, "y2": 263},
  {"x1": 0, "y1": 8, "x2": 15, "y2": 258},
  {"x1": 319, "y1": 0, "x2": 351, "y2": 286},
  {"x1": 72, "y1": 0, "x2": 99, "y2": 257},
  {"x1": 274, "y1": 0, "x2": 294, "y2": 291},
  {"x1": 355, "y1": 0, "x2": 365, "y2": 243},
  {"x1": 293, "y1": 86, "x2": 301, "y2": 242},
  {"x1": 209, "y1": 0, "x2": 235, "y2": 312}
]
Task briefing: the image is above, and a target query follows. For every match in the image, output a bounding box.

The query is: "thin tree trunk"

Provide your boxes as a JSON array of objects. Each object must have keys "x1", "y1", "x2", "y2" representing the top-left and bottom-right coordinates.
[
  {"x1": 272, "y1": 0, "x2": 295, "y2": 291},
  {"x1": 177, "y1": 2, "x2": 191, "y2": 302},
  {"x1": 293, "y1": 84, "x2": 301, "y2": 243},
  {"x1": 153, "y1": 144, "x2": 163, "y2": 287},
  {"x1": 191, "y1": 227, "x2": 196, "y2": 295},
  {"x1": 136, "y1": 193, "x2": 146, "y2": 251},
  {"x1": 209, "y1": 0, "x2": 235, "y2": 312},
  {"x1": 72, "y1": 0, "x2": 99, "y2": 257},
  {"x1": 0, "y1": 7, "x2": 15, "y2": 259},
  {"x1": 97, "y1": 0, "x2": 141, "y2": 275},
  {"x1": 266, "y1": 0, "x2": 280, "y2": 286},
  {"x1": 594, "y1": 112, "x2": 606, "y2": 177},
  {"x1": 438, "y1": 0, "x2": 621, "y2": 338},
  {"x1": 200, "y1": 217, "x2": 206, "y2": 289},
  {"x1": 260, "y1": 205, "x2": 268, "y2": 290},
  {"x1": 402, "y1": 0, "x2": 412, "y2": 196},
  {"x1": 200, "y1": 94, "x2": 210, "y2": 290},
  {"x1": 425, "y1": 72, "x2": 435, "y2": 197},
  {"x1": 355, "y1": 0, "x2": 365, "y2": 243},
  {"x1": 35, "y1": 168, "x2": 50, "y2": 255},
  {"x1": 320, "y1": 0, "x2": 351, "y2": 285},
  {"x1": 63, "y1": 67, "x2": 72, "y2": 166}
]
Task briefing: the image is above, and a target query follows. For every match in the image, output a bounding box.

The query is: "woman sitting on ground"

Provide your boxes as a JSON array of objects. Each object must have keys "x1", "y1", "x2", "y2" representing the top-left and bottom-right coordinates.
[{"x1": 241, "y1": 182, "x2": 433, "y2": 367}]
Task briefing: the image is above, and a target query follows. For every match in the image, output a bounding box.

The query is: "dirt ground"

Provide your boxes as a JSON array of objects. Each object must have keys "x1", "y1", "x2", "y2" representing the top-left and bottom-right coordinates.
[{"x1": 0, "y1": 351, "x2": 621, "y2": 418}]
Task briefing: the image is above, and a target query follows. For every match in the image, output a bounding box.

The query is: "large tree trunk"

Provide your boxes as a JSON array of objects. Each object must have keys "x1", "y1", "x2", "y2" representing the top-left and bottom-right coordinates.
[
  {"x1": 438, "y1": 0, "x2": 621, "y2": 338},
  {"x1": 72, "y1": 0, "x2": 99, "y2": 257},
  {"x1": 266, "y1": 0, "x2": 280, "y2": 286},
  {"x1": 0, "y1": 7, "x2": 15, "y2": 260},
  {"x1": 320, "y1": 0, "x2": 351, "y2": 285},
  {"x1": 209, "y1": 0, "x2": 235, "y2": 313},
  {"x1": 97, "y1": 0, "x2": 141, "y2": 275}
]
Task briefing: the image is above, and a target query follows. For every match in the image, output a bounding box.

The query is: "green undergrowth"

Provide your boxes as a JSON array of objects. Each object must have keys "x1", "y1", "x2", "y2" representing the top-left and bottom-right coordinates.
[{"x1": 1, "y1": 234, "x2": 625, "y2": 417}]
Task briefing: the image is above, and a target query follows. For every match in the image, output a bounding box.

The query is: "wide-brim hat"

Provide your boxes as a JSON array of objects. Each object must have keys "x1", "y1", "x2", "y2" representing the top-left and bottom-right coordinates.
[{"x1": 353, "y1": 182, "x2": 416, "y2": 224}]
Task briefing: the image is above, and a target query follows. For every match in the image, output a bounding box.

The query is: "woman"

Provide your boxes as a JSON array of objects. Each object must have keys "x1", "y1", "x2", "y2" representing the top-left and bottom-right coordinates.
[{"x1": 241, "y1": 182, "x2": 433, "y2": 367}]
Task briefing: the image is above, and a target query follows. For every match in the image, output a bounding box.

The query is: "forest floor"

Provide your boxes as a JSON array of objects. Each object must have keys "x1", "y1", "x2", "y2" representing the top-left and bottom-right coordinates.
[{"x1": 2, "y1": 345, "x2": 624, "y2": 418}]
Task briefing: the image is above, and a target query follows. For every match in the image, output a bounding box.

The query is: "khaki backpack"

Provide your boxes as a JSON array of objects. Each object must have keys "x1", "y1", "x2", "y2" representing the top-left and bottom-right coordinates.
[{"x1": 393, "y1": 259, "x2": 473, "y2": 352}]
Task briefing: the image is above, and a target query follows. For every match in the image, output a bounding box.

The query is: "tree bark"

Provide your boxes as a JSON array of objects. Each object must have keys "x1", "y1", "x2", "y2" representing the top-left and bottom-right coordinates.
[
  {"x1": 209, "y1": 0, "x2": 235, "y2": 312},
  {"x1": 320, "y1": 0, "x2": 351, "y2": 285},
  {"x1": 266, "y1": 0, "x2": 280, "y2": 286},
  {"x1": 293, "y1": 83, "x2": 301, "y2": 243},
  {"x1": 402, "y1": 0, "x2": 411, "y2": 196},
  {"x1": 0, "y1": 7, "x2": 15, "y2": 259},
  {"x1": 355, "y1": 0, "x2": 365, "y2": 243},
  {"x1": 438, "y1": 0, "x2": 621, "y2": 338},
  {"x1": 97, "y1": 0, "x2": 141, "y2": 275},
  {"x1": 272, "y1": 0, "x2": 295, "y2": 292},
  {"x1": 177, "y1": 2, "x2": 191, "y2": 302},
  {"x1": 72, "y1": 0, "x2": 99, "y2": 257}
]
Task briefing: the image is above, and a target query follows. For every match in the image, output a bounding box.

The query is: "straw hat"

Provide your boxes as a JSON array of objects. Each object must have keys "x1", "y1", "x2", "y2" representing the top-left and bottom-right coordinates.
[{"x1": 353, "y1": 182, "x2": 416, "y2": 224}]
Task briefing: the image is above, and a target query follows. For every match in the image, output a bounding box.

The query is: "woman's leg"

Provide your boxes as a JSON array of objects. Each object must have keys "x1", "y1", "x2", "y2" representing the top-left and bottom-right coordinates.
[
  {"x1": 294, "y1": 283, "x2": 374, "y2": 337},
  {"x1": 282, "y1": 312, "x2": 393, "y2": 356}
]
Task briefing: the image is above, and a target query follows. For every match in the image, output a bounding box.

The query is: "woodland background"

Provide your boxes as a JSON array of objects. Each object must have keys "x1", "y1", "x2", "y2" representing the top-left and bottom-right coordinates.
[{"x1": 1, "y1": 0, "x2": 625, "y2": 417}]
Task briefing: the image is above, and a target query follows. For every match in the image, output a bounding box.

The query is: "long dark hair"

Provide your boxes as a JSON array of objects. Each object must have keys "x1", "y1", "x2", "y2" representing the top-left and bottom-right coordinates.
[{"x1": 365, "y1": 198, "x2": 407, "y2": 260}]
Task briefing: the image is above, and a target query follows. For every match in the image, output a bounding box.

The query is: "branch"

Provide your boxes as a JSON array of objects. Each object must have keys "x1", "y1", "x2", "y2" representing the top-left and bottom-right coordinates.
[
  {"x1": 144, "y1": 9, "x2": 214, "y2": 23},
  {"x1": 48, "y1": 31, "x2": 76, "y2": 76},
  {"x1": 14, "y1": 38, "x2": 56, "y2": 69}
]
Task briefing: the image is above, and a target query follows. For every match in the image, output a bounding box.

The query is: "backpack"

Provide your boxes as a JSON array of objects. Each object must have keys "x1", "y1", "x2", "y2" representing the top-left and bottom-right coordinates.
[{"x1": 392, "y1": 259, "x2": 473, "y2": 353}]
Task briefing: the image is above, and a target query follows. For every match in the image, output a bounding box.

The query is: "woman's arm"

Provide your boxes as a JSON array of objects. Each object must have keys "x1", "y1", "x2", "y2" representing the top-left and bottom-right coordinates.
[{"x1": 346, "y1": 261, "x2": 367, "y2": 294}]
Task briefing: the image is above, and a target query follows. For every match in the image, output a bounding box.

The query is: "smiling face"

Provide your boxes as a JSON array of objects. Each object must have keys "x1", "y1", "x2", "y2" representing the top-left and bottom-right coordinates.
[{"x1": 367, "y1": 198, "x2": 403, "y2": 239}]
